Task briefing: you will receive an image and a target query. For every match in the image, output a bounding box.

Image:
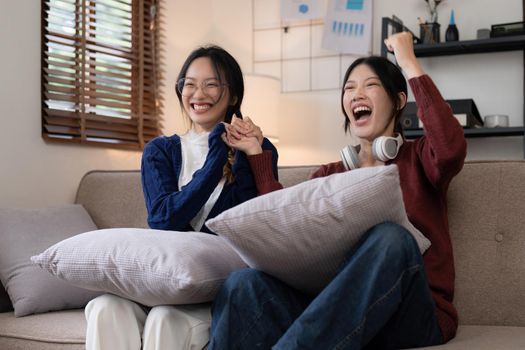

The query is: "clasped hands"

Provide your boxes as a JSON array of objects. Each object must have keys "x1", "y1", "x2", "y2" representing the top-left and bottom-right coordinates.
[{"x1": 222, "y1": 116, "x2": 263, "y2": 156}]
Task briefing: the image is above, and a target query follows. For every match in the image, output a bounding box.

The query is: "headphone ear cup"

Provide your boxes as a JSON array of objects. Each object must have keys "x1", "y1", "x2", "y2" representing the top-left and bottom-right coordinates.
[
  {"x1": 372, "y1": 136, "x2": 402, "y2": 162},
  {"x1": 340, "y1": 145, "x2": 360, "y2": 170}
]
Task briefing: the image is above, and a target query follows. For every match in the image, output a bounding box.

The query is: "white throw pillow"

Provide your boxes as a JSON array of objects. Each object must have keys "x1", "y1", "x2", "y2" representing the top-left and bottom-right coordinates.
[
  {"x1": 206, "y1": 165, "x2": 430, "y2": 294},
  {"x1": 31, "y1": 228, "x2": 247, "y2": 306}
]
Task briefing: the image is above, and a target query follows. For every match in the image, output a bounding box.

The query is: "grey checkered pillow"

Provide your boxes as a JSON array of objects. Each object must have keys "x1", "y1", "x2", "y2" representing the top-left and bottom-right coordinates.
[
  {"x1": 0, "y1": 204, "x2": 101, "y2": 316},
  {"x1": 31, "y1": 228, "x2": 247, "y2": 306},
  {"x1": 206, "y1": 165, "x2": 430, "y2": 294}
]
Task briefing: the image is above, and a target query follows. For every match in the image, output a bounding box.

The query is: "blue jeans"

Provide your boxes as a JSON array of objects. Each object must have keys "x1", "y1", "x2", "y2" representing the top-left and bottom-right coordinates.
[{"x1": 209, "y1": 222, "x2": 444, "y2": 350}]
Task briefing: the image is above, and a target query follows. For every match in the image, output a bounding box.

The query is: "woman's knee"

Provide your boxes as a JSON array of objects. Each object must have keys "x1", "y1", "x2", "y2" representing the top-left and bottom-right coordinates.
[
  {"x1": 85, "y1": 294, "x2": 145, "y2": 350},
  {"x1": 85, "y1": 294, "x2": 140, "y2": 320},
  {"x1": 214, "y1": 268, "x2": 273, "y2": 311},
  {"x1": 221, "y1": 268, "x2": 267, "y2": 293},
  {"x1": 364, "y1": 222, "x2": 420, "y2": 258},
  {"x1": 146, "y1": 305, "x2": 176, "y2": 325}
]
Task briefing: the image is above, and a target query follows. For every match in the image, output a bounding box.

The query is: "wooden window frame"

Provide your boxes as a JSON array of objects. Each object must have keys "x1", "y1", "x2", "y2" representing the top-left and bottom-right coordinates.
[{"x1": 41, "y1": 0, "x2": 163, "y2": 150}]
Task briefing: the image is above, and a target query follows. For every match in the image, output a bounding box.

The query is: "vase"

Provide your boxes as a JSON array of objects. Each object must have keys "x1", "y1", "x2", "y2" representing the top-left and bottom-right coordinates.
[{"x1": 419, "y1": 22, "x2": 440, "y2": 44}]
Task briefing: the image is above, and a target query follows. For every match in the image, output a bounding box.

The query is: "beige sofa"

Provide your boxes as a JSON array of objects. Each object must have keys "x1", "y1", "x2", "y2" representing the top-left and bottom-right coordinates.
[{"x1": 1, "y1": 161, "x2": 524, "y2": 349}]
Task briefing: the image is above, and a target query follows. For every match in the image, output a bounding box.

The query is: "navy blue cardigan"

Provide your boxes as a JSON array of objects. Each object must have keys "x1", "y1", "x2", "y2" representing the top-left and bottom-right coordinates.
[{"x1": 141, "y1": 123, "x2": 279, "y2": 233}]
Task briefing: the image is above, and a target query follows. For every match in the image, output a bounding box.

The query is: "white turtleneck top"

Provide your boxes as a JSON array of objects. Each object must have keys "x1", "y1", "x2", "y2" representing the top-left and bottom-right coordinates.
[{"x1": 179, "y1": 128, "x2": 226, "y2": 231}]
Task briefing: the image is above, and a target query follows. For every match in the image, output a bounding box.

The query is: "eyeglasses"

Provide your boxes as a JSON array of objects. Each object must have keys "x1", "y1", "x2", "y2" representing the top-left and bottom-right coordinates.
[{"x1": 176, "y1": 78, "x2": 228, "y2": 100}]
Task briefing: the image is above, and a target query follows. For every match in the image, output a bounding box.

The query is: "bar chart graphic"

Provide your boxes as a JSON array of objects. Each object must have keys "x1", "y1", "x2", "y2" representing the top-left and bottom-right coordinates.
[{"x1": 332, "y1": 21, "x2": 365, "y2": 36}]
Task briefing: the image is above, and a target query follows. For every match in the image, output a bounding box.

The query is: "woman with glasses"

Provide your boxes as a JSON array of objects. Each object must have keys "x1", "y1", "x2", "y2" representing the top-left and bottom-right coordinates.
[{"x1": 84, "y1": 45, "x2": 281, "y2": 350}]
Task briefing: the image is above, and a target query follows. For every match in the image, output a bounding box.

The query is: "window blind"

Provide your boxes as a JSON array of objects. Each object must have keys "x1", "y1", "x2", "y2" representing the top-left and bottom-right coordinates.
[{"x1": 41, "y1": 0, "x2": 163, "y2": 150}]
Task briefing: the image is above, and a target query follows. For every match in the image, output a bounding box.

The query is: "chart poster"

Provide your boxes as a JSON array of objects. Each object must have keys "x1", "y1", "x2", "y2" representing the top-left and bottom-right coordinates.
[
  {"x1": 280, "y1": 0, "x2": 326, "y2": 21},
  {"x1": 321, "y1": 0, "x2": 372, "y2": 55}
]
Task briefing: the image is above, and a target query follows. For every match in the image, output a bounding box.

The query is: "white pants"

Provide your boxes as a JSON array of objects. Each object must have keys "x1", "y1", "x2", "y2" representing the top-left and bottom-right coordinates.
[{"x1": 85, "y1": 294, "x2": 211, "y2": 350}]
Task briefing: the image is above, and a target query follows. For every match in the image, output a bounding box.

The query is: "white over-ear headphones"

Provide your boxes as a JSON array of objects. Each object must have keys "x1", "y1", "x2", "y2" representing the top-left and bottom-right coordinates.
[{"x1": 340, "y1": 134, "x2": 403, "y2": 170}]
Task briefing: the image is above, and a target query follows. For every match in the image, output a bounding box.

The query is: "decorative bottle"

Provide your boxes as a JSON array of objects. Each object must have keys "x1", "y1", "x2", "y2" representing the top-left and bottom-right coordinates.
[{"x1": 445, "y1": 10, "x2": 459, "y2": 42}]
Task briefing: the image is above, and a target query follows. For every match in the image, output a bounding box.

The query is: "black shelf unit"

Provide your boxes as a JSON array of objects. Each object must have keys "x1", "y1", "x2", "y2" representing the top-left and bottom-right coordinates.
[
  {"x1": 381, "y1": 18, "x2": 525, "y2": 58},
  {"x1": 381, "y1": 15, "x2": 525, "y2": 157},
  {"x1": 409, "y1": 35, "x2": 525, "y2": 57},
  {"x1": 404, "y1": 127, "x2": 525, "y2": 139}
]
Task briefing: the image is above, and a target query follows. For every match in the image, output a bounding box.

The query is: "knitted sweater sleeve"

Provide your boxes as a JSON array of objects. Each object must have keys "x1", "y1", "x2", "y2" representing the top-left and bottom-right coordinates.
[
  {"x1": 229, "y1": 138, "x2": 282, "y2": 199},
  {"x1": 409, "y1": 75, "x2": 467, "y2": 189},
  {"x1": 246, "y1": 138, "x2": 283, "y2": 195},
  {"x1": 141, "y1": 125, "x2": 228, "y2": 231}
]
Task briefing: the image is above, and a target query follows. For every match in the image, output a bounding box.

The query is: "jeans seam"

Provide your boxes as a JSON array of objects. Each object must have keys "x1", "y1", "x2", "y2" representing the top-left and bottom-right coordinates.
[
  {"x1": 235, "y1": 296, "x2": 277, "y2": 349},
  {"x1": 333, "y1": 264, "x2": 421, "y2": 350}
]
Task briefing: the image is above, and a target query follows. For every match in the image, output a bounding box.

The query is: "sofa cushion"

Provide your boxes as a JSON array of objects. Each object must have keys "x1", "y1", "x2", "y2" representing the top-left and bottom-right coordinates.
[
  {"x1": 447, "y1": 161, "x2": 525, "y2": 327},
  {"x1": 277, "y1": 166, "x2": 318, "y2": 188},
  {"x1": 31, "y1": 228, "x2": 247, "y2": 306},
  {"x1": 207, "y1": 165, "x2": 431, "y2": 294},
  {"x1": 75, "y1": 170, "x2": 148, "y2": 229},
  {"x1": 0, "y1": 309, "x2": 85, "y2": 349},
  {"x1": 413, "y1": 325, "x2": 525, "y2": 350},
  {"x1": 0, "y1": 205, "x2": 101, "y2": 317}
]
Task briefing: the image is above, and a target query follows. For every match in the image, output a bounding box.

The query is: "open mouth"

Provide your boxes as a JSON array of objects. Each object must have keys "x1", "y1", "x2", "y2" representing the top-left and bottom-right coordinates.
[
  {"x1": 353, "y1": 106, "x2": 372, "y2": 121},
  {"x1": 192, "y1": 103, "x2": 212, "y2": 112}
]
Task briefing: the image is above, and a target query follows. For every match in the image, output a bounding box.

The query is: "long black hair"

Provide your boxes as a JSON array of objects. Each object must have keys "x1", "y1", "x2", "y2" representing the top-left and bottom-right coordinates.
[
  {"x1": 341, "y1": 56, "x2": 407, "y2": 135},
  {"x1": 176, "y1": 45, "x2": 244, "y2": 124}
]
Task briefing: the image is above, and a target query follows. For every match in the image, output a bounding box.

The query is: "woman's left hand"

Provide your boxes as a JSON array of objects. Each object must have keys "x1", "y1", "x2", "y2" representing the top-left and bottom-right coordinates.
[
  {"x1": 230, "y1": 116, "x2": 264, "y2": 145},
  {"x1": 222, "y1": 117, "x2": 263, "y2": 155},
  {"x1": 383, "y1": 32, "x2": 424, "y2": 79}
]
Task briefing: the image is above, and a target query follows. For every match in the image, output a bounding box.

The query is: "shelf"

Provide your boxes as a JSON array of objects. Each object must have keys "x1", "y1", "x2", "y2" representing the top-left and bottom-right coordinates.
[
  {"x1": 381, "y1": 15, "x2": 525, "y2": 157},
  {"x1": 404, "y1": 127, "x2": 525, "y2": 139},
  {"x1": 412, "y1": 35, "x2": 525, "y2": 57}
]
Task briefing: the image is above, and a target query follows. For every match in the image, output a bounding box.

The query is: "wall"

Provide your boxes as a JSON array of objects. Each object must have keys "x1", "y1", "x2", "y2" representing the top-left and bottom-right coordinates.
[
  {"x1": 0, "y1": 0, "x2": 213, "y2": 208},
  {"x1": 0, "y1": 0, "x2": 522, "y2": 208},
  {"x1": 162, "y1": 0, "x2": 214, "y2": 136},
  {"x1": 0, "y1": 2, "x2": 134, "y2": 208},
  {"x1": 206, "y1": 0, "x2": 524, "y2": 165}
]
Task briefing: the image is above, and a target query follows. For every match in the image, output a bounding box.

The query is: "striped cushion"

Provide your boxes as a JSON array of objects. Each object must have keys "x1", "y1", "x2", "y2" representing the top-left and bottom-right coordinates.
[
  {"x1": 31, "y1": 229, "x2": 247, "y2": 306},
  {"x1": 207, "y1": 165, "x2": 430, "y2": 294}
]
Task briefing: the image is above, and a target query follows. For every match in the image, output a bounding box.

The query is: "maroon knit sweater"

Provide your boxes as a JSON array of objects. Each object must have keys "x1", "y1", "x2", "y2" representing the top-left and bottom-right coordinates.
[{"x1": 247, "y1": 74, "x2": 466, "y2": 342}]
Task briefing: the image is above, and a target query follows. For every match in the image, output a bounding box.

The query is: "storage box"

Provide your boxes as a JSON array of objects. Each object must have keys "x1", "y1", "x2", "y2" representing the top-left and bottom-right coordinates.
[
  {"x1": 491, "y1": 21, "x2": 525, "y2": 38},
  {"x1": 402, "y1": 99, "x2": 483, "y2": 129}
]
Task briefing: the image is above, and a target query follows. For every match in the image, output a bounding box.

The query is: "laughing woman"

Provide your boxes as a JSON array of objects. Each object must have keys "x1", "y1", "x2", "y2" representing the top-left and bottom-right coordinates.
[
  {"x1": 209, "y1": 32, "x2": 467, "y2": 350},
  {"x1": 84, "y1": 45, "x2": 281, "y2": 350}
]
